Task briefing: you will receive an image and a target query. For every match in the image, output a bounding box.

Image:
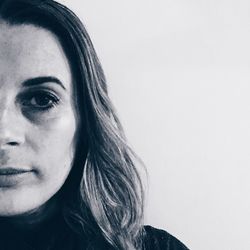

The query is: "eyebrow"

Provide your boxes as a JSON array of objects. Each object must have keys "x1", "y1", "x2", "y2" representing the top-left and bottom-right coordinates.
[{"x1": 22, "y1": 76, "x2": 66, "y2": 90}]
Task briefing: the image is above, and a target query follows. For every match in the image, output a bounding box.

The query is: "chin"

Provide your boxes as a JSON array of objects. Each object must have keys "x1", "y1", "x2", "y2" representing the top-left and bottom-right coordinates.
[
  {"x1": 0, "y1": 188, "x2": 52, "y2": 218},
  {"x1": 0, "y1": 201, "x2": 38, "y2": 217}
]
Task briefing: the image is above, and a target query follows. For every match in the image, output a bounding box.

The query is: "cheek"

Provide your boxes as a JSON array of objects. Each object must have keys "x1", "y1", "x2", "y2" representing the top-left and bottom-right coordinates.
[
  {"x1": 0, "y1": 110, "x2": 78, "y2": 216},
  {"x1": 29, "y1": 111, "x2": 77, "y2": 182}
]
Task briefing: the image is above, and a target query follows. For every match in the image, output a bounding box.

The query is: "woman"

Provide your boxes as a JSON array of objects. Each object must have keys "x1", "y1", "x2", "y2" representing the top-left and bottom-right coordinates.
[{"x1": 0, "y1": 0, "x2": 189, "y2": 249}]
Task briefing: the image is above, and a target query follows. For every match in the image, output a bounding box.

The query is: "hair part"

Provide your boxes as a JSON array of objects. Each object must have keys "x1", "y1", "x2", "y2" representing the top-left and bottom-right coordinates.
[{"x1": 0, "y1": 0, "x2": 146, "y2": 249}]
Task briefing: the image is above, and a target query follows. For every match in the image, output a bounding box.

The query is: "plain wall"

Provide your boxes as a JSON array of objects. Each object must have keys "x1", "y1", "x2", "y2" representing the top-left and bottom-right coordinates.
[{"x1": 59, "y1": 1, "x2": 250, "y2": 249}]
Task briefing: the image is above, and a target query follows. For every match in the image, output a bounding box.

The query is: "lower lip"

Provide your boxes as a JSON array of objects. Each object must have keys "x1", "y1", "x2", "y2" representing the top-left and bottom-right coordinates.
[{"x1": 0, "y1": 172, "x2": 32, "y2": 187}]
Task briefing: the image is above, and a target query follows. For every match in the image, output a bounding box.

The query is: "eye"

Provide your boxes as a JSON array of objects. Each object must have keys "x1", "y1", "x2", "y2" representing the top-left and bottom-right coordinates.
[{"x1": 20, "y1": 90, "x2": 60, "y2": 111}]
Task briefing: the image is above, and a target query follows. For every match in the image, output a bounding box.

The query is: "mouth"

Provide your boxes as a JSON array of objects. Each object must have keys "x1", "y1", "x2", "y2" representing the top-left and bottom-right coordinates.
[
  {"x1": 0, "y1": 168, "x2": 31, "y2": 175},
  {"x1": 0, "y1": 168, "x2": 33, "y2": 187}
]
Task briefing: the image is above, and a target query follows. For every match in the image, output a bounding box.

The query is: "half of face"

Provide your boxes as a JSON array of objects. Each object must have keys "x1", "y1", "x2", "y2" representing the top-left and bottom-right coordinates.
[{"x1": 0, "y1": 21, "x2": 78, "y2": 216}]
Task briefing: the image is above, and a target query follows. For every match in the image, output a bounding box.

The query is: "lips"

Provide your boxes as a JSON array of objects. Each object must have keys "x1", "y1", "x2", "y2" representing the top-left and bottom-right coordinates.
[
  {"x1": 0, "y1": 168, "x2": 33, "y2": 187},
  {"x1": 0, "y1": 168, "x2": 31, "y2": 175}
]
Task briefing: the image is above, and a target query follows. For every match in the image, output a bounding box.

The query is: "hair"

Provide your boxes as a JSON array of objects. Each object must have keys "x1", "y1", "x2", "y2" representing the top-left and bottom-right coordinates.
[{"x1": 0, "y1": 0, "x2": 145, "y2": 249}]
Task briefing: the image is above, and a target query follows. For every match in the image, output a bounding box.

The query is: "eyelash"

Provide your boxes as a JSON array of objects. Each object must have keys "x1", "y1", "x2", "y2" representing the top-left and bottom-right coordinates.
[{"x1": 20, "y1": 90, "x2": 60, "y2": 112}]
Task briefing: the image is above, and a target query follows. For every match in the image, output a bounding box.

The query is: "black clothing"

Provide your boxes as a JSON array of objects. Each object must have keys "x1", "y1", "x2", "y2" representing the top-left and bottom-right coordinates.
[
  {"x1": 144, "y1": 225, "x2": 189, "y2": 250},
  {"x1": 0, "y1": 213, "x2": 189, "y2": 250}
]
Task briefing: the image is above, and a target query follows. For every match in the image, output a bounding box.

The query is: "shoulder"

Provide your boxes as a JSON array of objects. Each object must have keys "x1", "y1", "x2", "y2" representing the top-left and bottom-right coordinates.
[{"x1": 143, "y1": 225, "x2": 189, "y2": 250}]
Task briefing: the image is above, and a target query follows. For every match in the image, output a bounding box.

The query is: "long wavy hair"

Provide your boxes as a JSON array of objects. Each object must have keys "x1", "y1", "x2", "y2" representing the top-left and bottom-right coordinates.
[{"x1": 0, "y1": 0, "x2": 145, "y2": 249}]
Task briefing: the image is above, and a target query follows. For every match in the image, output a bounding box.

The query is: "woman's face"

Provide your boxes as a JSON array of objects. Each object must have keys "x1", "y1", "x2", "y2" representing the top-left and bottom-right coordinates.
[{"x1": 0, "y1": 22, "x2": 77, "y2": 216}]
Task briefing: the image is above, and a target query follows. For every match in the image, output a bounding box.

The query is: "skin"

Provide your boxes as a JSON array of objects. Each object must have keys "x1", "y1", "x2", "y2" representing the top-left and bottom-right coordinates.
[{"x1": 0, "y1": 22, "x2": 77, "y2": 221}]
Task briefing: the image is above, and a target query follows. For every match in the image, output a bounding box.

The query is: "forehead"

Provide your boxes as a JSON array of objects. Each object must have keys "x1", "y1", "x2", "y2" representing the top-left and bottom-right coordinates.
[{"x1": 0, "y1": 21, "x2": 72, "y2": 90}]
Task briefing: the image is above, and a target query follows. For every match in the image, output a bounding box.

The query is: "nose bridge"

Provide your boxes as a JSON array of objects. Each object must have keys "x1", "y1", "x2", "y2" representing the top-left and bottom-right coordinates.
[
  {"x1": 0, "y1": 96, "x2": 25, "y2": 146},
  {"x1": 0, "y1": 94, "x2": 15, "y2": 123}
]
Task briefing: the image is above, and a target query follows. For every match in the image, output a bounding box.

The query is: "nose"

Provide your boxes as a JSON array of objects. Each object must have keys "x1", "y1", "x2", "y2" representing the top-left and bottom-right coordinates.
[{"x1": 0, "y1": 104, "x2": 25, "y2": 148}]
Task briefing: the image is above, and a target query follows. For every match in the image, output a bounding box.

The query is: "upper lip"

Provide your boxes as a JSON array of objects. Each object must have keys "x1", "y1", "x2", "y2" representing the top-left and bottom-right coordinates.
[{"x1": 0, "y1": 168, "x2": 32, "y2": 175}]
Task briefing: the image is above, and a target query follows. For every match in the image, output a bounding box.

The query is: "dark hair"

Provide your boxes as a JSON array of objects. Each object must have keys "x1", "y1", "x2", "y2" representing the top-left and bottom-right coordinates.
[{"x1": 0, "y1": 0, "x2": 145, "y2": 249}]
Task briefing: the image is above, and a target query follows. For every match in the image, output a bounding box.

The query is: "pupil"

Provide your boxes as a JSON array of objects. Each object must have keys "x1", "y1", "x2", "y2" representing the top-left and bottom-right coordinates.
[{"x1": 36, "y1": 96, "x2": 50, "y2": 106}]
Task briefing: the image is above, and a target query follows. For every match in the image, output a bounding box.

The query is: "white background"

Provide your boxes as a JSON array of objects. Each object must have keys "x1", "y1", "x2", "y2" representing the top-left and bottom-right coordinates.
[{"x1": 59, "y1": 1, "x2": 250, "y2": 249}]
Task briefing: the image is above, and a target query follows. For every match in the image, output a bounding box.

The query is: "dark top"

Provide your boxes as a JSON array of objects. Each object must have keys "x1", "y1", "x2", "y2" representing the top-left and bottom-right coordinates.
[
  {"x1": 0, "y1": 214, "x2": 189, "y2": 250},
  {"x1": 143, "y1": 225, "x2": 189, "y2": 250}
]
